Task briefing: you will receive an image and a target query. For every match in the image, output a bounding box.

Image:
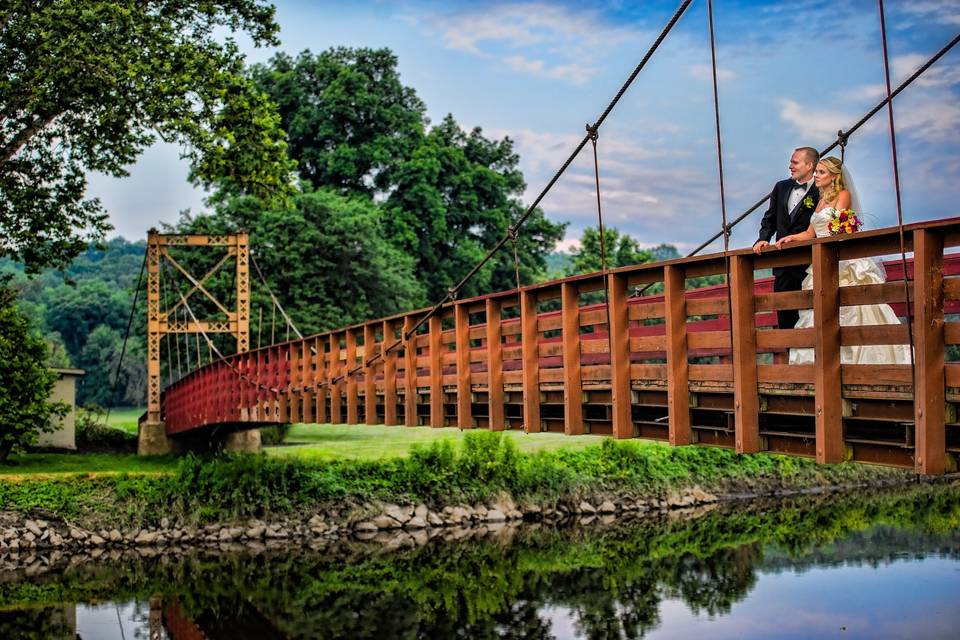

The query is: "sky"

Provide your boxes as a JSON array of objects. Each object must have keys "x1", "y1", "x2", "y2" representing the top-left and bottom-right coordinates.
[{"x1": 87, "y1": 0, "x2": 960, "y2": 254}]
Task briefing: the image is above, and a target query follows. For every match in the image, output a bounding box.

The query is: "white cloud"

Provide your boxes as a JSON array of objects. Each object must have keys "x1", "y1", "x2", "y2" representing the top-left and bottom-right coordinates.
[
  {"x1": 425, "y1": 3, "x2": 642, "y2": 85},
  {"x1": 896, "y1": 0, "x2": 960, "y2": 27},
  {"x1": 893, "y1": 53, "x2": 960, "y2": 88},
  {"x1": 688, "y1": 64, "x2": 736, "y2": 82},
  {"x1": 777, "y1": 98, "x2": 863, "y2": 142}
]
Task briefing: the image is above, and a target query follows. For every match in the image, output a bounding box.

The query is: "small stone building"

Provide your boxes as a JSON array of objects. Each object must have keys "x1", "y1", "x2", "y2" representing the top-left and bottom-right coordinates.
[{"x1": 39, "y1": 368, "x2": 85, "y2": 450}]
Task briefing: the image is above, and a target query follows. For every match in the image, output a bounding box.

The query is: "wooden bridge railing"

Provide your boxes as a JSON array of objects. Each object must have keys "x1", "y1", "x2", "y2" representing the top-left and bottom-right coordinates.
[{"x1": 162, "y1": 217, "x2": 960, "y2": 474}]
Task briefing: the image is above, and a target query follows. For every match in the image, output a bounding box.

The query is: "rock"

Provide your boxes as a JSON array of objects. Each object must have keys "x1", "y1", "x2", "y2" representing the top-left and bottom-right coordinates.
[
  {"x1": 265, "y1": 526, "x2": 288, "y2": 539},
  {"x1": 666, "y1": 493, "x2": 695, "y2": 508},
  {"x1": 689, "y1": 486, "x2": 718, "y2": 503},
  {"x1": 597, "y1": 501, "x2": 617, "y2": 514},
  {"x1": 354, "y1": 522, "x2": 378, "y2": 533},
  {"x1": 308, "y1": 514, "x2": 325, "y2": 528},
  {"x1": 40, "y1": 529, "x2": 50, "y2": 542},
  {"x1": 384, "y1": 504, "x2": 411, "y2": 524},
  {"x1": 49, "y1": 532, "x2": 63, "y2": 547},
  {"x1": 373, "y1": 515, "x2": 401, "y2": 530},
  {"x1": 69, "y1": 529, "x2": 87, "y2": 541},
  {"x1": 24, "y1": 520, "x2": 43, "y2": 538},
  {"x1": 109, "y1": 530, "x2": 123, "y2": 542},
  {"x1": 246, "y1": 525, "x2": 266, "y2": 539},
  {"x1": 507, "y1": 509, "x2": 523, "y2": 521},
  {"x1": 9, "y1": 540, "x2": 19, "y2": 552},
  {"x1": 219, "y1": 527, "x2": 242, "y2": 541},
  {"x1": 404, "y1": 516, "x2": 427, "y2": 530},
  {"x1": 450, "y1": 507, "x2": 469, "y2": 523},
  {"x1": 160, "y1": 517, "x2": 170, "y2": 529},
  {"x1": 475, "y1": 505, "x2": 488, "y2": 519},
  {"x1": 414, "y1": 504, "x2": 429, "y2": 520},
  {"x1": 134, "y1": 531, "x2": 158, "y2": 545},
  {"x1": 485, "y1": 509, "x2": 506, "y2": 523},
  {"x1": 23, "y1": 531, "x2": 36, "y2": 543},
  {"x1": 427, "y1": 512, "x2": 444, "y2": 527},
  {"x1": 89, "y1": 535, "x2": 106, "y2": 546},
  {"x1": 577, "y1": 501, "x2": 596, "y2": 515}
]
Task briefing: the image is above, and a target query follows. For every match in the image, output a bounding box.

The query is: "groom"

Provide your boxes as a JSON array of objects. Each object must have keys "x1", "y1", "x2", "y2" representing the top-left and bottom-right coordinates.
[{"x1": 753, "y1": 146, "x2": 820, "y2": 329}]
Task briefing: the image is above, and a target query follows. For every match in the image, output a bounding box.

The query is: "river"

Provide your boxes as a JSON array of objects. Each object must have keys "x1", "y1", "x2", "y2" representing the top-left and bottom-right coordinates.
[{"x1": 1, "y1": 482, "x2": 958, "y2": 639}]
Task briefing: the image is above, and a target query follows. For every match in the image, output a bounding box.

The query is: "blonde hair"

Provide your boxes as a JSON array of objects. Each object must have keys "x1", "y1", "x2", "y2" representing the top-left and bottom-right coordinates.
[{"x1": 818, "y1": 156, "x2": 846, "y2": 205}]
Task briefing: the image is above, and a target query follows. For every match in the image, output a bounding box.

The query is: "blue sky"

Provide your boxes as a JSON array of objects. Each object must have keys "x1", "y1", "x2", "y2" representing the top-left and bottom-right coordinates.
[{"x1": 88, "y1": 0, "x2": 960, "y2": 254}]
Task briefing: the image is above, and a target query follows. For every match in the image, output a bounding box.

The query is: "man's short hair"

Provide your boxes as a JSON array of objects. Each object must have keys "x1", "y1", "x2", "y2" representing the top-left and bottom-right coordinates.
[{"x1": 795, "y1": 146, "x2": 819, "y2": 165}]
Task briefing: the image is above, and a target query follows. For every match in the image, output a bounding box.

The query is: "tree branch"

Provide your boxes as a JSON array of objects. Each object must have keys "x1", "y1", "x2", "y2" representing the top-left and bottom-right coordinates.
[{"x1": 0, "y1": 112, "x2": 56, "y2": 165}]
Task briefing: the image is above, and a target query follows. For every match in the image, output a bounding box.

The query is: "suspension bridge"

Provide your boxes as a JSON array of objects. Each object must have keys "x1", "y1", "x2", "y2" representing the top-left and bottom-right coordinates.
[{"x1": 130, "y1": 0, "x2": 960, "y2": 475}]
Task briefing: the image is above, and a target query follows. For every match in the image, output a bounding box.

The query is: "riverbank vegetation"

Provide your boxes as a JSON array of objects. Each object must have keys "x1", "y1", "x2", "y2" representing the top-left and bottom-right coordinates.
[
  {"x1": 0, "y1": 431, "x2": 909, "y2": 530},
  {"x1": 0, "y1": 482, "x2": 957, "y2": 637}
]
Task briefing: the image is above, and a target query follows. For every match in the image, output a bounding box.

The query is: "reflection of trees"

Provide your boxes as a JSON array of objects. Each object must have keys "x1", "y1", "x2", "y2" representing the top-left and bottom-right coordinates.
[{"x1": 0, "y1": 483, "x2": 958, "y2": 639}]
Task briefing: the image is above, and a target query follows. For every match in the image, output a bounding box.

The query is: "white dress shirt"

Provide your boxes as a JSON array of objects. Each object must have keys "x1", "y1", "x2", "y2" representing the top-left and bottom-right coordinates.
[{"x1": 786, "y1": 177, "x2": 814, "y2": 215}]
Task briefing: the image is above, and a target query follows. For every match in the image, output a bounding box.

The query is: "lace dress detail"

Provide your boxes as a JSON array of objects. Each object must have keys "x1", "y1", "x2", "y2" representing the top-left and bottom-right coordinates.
[{"x1": 789, "y1": 208, "x2": 911, "y2": 365}]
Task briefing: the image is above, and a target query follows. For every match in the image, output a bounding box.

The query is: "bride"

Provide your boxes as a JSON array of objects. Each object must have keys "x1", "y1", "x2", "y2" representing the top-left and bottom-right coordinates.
[{"x1": 774, "y1": 156, "x2": 911, "y2": 365}]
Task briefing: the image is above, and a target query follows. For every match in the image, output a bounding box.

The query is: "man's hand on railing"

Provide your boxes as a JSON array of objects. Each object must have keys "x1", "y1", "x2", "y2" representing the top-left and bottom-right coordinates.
[{"x1": 752, "y1": 240, "x2": 769, "y2": 255}]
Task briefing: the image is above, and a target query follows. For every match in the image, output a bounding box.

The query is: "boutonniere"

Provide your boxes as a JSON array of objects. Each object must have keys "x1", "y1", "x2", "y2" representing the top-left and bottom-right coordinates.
[{"x1": 803, "y1": 195, "x2": 815, "y2": 209}]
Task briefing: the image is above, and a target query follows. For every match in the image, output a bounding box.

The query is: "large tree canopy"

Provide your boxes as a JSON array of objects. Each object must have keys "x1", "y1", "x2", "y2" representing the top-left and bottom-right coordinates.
[
  {"x1": 249, "y1": 48, "x2": 427, "y2": 197},
  {"x1": 0, "y1": 0, "x2": 294, "y2": 273},
  {"x1": 247, "y1": 49, "x2": 565, "y2": 303}
]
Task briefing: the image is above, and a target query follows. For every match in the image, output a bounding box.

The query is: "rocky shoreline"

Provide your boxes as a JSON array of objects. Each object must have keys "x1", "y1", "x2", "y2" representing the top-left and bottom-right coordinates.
[{"x1": 5, "y1": 478, "x2": 945, "y2": 571}]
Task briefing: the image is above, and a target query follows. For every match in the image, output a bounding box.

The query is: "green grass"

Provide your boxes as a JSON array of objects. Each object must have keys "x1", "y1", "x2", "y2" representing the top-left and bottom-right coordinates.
[
  {"x1": 103, "y1": 407, "x2": 143, "y2": 434},
  {"x1": 267, "y1": 423, "x2": 603, "y2": 461},
  {"x1": 0, "y1": 452, "x2": 178, "y2": 477}
]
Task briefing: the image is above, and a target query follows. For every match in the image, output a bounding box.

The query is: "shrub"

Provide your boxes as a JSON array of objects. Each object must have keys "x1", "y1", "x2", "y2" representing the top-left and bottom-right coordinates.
[{"x1": 75, "y1": 404, "x2": 137, "y2": 452}]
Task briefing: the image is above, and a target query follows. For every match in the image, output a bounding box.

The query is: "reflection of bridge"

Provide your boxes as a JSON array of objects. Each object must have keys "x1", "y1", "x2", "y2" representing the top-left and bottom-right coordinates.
[{"x1": 154, "y1": 218, "x2": 960, "y2": 474}]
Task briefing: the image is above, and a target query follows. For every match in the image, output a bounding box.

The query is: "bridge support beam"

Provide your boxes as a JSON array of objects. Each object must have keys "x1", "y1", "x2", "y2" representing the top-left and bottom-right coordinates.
[
  {"x1": 138, "y1": 421, "x2": 180, "y2": 456},
  {"x1": 222, "y1": 428, "x2": 262, "y2": 454}
]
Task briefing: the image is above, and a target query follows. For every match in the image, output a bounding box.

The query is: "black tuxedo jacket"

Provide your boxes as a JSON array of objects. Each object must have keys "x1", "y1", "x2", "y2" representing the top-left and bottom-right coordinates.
[{"x1": 756, "y1": 179, "x2": 820, "y2": 275}]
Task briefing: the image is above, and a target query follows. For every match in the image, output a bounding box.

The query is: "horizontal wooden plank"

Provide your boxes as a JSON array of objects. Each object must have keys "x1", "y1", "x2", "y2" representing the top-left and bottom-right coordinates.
[
  {"x1": 689, "y1": 364, "x2": 732, "y2": 382},
  {"x1": 839, "y1": 281, "x2": 912, "y2": 306},
  {"x1": 582, "y1": 364, "x2": 612, "y2": 381},
  {"x1": 946, "y1": 363, "x2": 960, "y2": 387},
  {"x1": 503, "y1": 345, "x2": 521, "y2": 360},
  {"x1": 758, "y1": 364, "x2": 814, "y2": 383},
  {"x1": 539, "y1": 368, "x2": 564, "y2": 383},
  {"x1": 686, "y1": 297, "x2": 729, "y2": 316},
  {"x1": 580, "y1": 308, "x2": 609, "y2": 326},
  {"x1": 945, "y1": 322, "x2": 960, "y2": 345},
  {"x1": 755, "y1": 290, "x2": 812, "y2": 312},
  {"x1": 539, "y1": 342, "x2": 564, "y2": 358},
  {"x1": 756, "y1": 328, "x2": 814, "y2": 349},
  {"x1": 631, "y1": 364, "x2": 668, "y2": 380},
  {"x1": 538, "y1": 315, "x2": 562, "y2": 331},
  {"x1": 627, "y1": 301, "x2": 665, "y2": 320},
  {"x1": 841, "y1": 364, "x2": 913, "y2": 385},
  {"x1": 504, "y1": 370, "x2": 522, "y2": 384},
  {"x1": 687, "y1": 330, "x2": 730, "y2": 350},
  {"x1": 629, "y1": 335, "x2": 666, "y2": 351},
  {"x1": 840, "y1": 324, "x2": 910, "y2": 346},
  {"x1": 945, "y1": 277, "x2": 960, "y2": 300}
]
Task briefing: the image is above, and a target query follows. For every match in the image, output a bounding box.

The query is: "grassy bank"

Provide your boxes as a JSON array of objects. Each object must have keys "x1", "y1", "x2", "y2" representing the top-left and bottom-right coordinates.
[{"x1": 0, "y1": 431, "x2": 911, "y2": 529}]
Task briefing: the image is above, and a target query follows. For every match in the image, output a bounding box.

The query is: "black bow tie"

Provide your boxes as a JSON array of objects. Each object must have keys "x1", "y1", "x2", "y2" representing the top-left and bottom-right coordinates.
[{"x1": 793, "y1": 181, "x2": 807, "y2": 190}]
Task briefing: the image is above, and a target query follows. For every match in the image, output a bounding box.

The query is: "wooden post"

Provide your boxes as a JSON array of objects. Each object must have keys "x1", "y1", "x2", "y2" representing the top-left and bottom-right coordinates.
[
  {"x1": 346, "y1": 328, "x2": 358, "y2": 424},
  {"x1": 403, "y1": 316, "x2": 417, "y2": 426},
  {"x1": 813, "y1": 243, "x2": 843, "y2": 463},
  {"x1": 520, "y1": 288, "x2": 541, "y2": 433},
  {"x1": 329, "y1": 334, "x2": 342, "y2": 424},
  {"x1": 664, "y1": 264, "x2": 690, "y2": 446},
  {"x1": 364, "y1": 324, "x2": 378, "y2": 425},
  {"x1": 608, "y1": 273, "x2": 632, "y2": 439},
  {"x1": 913, "y1": 229, "x2": 946, "y2": 475},
  {"x1": 455, "y1": 303, "x2": 473, "y2": 428},
  {"x1": 301, "y1": 339, "x2": 311, "y2": 424},
  {"x1": 429, "y1": 314, "x2": 444, "y2": 427},
  {"x1": 730, "y1": 255, "x2": 760, "y2": 453},
  {"x1": 382, "y1": 320, "x2": 398, "y2": 426},
  {"x1": 486, "y1": 299, "x2": 505, "y2": 431},
  {"x1": 288, "y1": 340, "x2": 300, "y2": 424},
  {"x1": 277, "y1": 346, "x2": 288, "y2": 424},
  {"x1": 315, "y1": 336, "x2": 326, "y2": 424},
  {"x1": 562, "y1": 282, "x2": 584, "y2": 435}
]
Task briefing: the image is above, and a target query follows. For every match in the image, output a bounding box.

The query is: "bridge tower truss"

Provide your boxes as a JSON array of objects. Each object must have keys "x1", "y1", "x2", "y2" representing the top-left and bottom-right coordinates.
[{"x1": 146, "y1": 230, "x2": 250, "y2": 424}]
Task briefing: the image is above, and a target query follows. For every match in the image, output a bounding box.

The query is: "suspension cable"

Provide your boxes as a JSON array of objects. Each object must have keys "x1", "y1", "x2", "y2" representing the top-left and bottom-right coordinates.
[
  {"x1": 878, "y1": 0, "x2": 917, "y2": 385},
  {"x1": 105, "y1": 250, "x2": 146, "y2": 427},
  {"x1": 588, "y1": 124, "x2": 614, "y2": 363},
  {"x1": 252, "y1": 253, "x2": 303, "y2": 340},
  {"x1": 707, "y1": 0, "x2": 734, "y2": 359}
]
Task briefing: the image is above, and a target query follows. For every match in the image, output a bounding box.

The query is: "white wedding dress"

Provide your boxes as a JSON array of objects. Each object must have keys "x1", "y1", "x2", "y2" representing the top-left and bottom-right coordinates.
[{"x1": 789, "y1": 208, "x2": 912, "y2": 365}]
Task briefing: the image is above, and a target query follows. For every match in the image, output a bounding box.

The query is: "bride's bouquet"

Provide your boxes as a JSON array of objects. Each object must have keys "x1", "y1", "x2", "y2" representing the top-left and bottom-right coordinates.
[{"x1": 828, "y1": 208, "x2": 862, "y2": 235}]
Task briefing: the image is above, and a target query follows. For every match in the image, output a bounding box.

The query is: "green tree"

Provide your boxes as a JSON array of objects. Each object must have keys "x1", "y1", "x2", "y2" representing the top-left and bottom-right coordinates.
[
  {"x1": 44, "y1": 281, "x2": 128, "y2": 356},
  {"x1": 566, "y1": 226, "x2": 654, "y2": 276},
  {"x1": 179, "y1": 186, "x2": 425, "y2": 334},
  {"x1": 385, "y1": 115, "x2": 566, "y2": 300},
  {"x1": 0, "y1": 288, "x2": 67, "y2": 461},
  {"x1": 0, "y1": 0, "x2": 294, "y2": 273}
]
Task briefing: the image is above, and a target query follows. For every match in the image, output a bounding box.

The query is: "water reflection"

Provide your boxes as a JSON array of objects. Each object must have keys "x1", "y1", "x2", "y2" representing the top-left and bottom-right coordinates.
[{"x1": 2, "y1": 483, "x2": 959, "y2": 639}]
